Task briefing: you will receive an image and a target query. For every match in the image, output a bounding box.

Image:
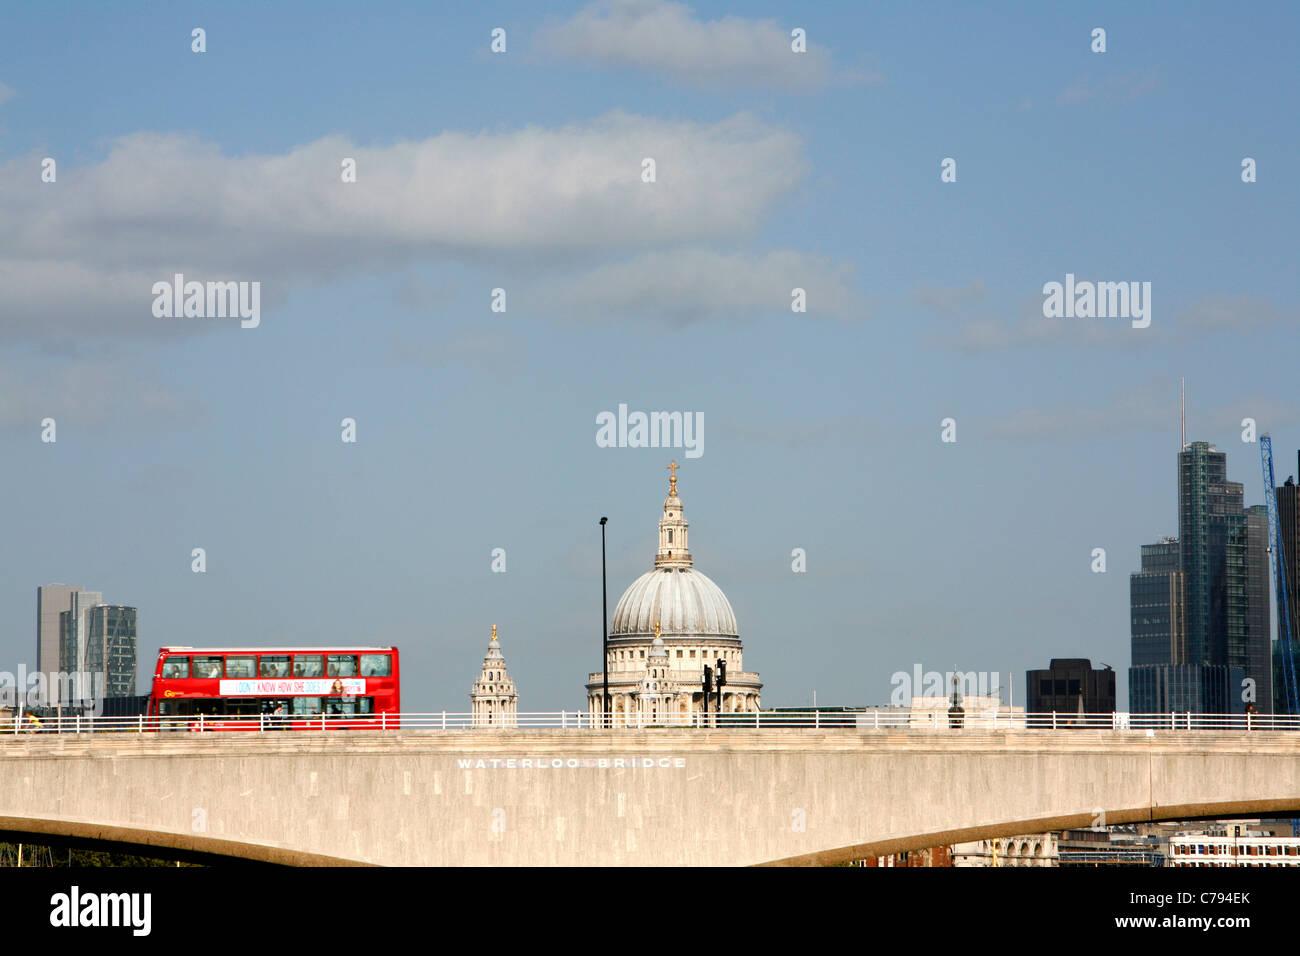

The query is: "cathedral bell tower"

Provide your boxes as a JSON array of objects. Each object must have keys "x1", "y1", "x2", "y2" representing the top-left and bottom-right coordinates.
[
  {"x1": 655, "y1": 460, "x2": 691, "y2": 568},
  {"x1": 471, "y1": 625, "x2": 518, "y2": 728}
]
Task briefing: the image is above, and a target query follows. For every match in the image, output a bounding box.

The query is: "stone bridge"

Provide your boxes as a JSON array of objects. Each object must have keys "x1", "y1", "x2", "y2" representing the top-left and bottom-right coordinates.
[{"x1": 1, "y1": 729, "x2": 1297, "y2": 865}]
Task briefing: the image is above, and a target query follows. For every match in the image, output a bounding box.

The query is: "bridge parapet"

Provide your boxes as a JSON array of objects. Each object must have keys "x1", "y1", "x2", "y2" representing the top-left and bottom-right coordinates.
[{"x1": 3, "y1": 710, "x2": 1291, "y2": 734}]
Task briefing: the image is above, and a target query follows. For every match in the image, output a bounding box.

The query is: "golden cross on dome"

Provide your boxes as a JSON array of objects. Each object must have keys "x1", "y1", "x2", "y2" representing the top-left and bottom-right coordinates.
[
  {"x1": 654, "y1": 620, "x2": 661, "y2": 640},
  {"x1": 667, "y1": 460, "x2": 679, "y2": 494},
  {"x1": 491, "y1": 624, "x2": 498, "y2": 641}
]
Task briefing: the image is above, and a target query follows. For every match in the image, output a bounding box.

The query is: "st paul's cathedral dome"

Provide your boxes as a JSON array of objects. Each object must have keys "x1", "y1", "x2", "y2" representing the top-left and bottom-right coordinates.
[{"x1": 587, "y1": 463, "x2": 762, "y2": 723}]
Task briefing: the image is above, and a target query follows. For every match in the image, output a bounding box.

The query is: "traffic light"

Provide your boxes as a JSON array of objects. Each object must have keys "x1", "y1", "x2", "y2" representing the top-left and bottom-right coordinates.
[
  {"x1": 702, "y1": 664, "x2": 713, "y2": 694},
  {"x1": 716, "y1": 659, "x2": 726, "y2": 686}
]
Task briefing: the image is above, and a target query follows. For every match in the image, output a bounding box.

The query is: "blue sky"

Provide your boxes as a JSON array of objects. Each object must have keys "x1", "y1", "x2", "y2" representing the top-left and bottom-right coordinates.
[{"x1": 1, "y1": 1, "x2": 1297, "y2": 710}]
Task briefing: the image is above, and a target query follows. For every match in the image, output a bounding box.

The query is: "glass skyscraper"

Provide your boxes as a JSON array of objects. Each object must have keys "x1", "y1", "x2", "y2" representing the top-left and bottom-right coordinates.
[
  {"x1": 1130, "y1": 663, "x2": 1245, "y2": 715},
  {"x1": 58, "y1": 598, "x2": 137, "y2": 703},
  {"x1": 1130, "y1": 539, "x2": 1185, "y2": 668},
  {"x1": 1129, "y1": 442, "x2": 1270, "y2": 713},
  {"x1": 89, "y1": 605, "x2": 137, "y2": 698}
]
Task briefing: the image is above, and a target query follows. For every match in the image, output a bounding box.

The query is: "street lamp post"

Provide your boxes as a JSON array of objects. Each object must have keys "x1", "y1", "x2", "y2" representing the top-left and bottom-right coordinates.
[{"x1": 600, "y1": 516, "x2": 609, "y2": 729}]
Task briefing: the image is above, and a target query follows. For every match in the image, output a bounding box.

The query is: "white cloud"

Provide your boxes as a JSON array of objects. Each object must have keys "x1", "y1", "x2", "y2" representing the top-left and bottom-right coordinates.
[
  {"x1": 0, "y1": 112, "x2": 806, "y2": 344},
  {"x1": 536, "y1": 247, "x2": 862, "y2": 323},
  {"x1": 537, "y1": 0, "x2": 869, "y2": 91},
  {"x1": 0, "y1": 81, "x2": 15, "y2": 107}
]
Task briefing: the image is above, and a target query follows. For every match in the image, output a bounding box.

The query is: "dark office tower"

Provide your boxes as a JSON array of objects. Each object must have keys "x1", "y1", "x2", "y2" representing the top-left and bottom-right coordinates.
[
  {"x1": 1278, "y1": 458, "x2": 1300, "y2": 654},
  {"x1": 1272, "y1": 454, "x2": 1300, "y2": 713},
  {"x1": 1026, "y1": 659, "x2": 1116, "y2": 715},
  {"x1": 1130, "y1": 539, "x2": 1185, "y2": 667},
  {"x1": 1241, "y1": 506, "x2": 1271, "y2": 711}
]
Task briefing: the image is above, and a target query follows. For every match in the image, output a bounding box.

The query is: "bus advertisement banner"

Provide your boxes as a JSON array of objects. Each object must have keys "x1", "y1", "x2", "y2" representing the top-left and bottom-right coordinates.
[{"x1": 217, "y1": 678, "x2": 366, "y2": 697}]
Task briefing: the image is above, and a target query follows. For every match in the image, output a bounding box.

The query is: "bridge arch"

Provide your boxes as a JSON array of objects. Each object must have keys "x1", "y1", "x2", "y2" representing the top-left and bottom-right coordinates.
[
  {"x1": 0, "y1": 815, "x2": 367, "y2": 866},
  {"x1": 762, "y1": 798, "x2": 1300, "y2": 866}
]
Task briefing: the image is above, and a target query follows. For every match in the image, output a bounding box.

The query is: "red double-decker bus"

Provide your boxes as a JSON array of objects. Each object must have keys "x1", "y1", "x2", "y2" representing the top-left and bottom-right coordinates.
[{"x1": 147, "y1": 646, "x2": 400, "y2": 730}]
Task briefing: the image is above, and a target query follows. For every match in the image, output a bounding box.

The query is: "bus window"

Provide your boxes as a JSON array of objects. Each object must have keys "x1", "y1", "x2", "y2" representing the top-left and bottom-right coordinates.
[
  {"x1": 221, "y1": 697, "x2": 261, "y2": 717},
  {"x1": 327, "y1": 655, "x2": 357, "y2": 677},
  {"x1": 225, "y1": 656, "x2": 256, "y2": 679},
  {"x1": 291, "y1": 697, "x2": 322, "y2": 716},
  {"x1": 359, "y1": 697, "x2": 374, "y2": 714},
  {"x1": 260, "y1": 655, "x2": 290, "y2": 678},
  {"x1": 161, "y1": 656, "x2": 190, "y2": 679},
  {"x1": 293, "y1": 655, "x2": 324, "y2": 678},
  {"x1": 360, "y1": 654, "x2": 391, "y2": 677},
  {"x1": 193, "y1": 656, "x2": 223, "y2": 680}
]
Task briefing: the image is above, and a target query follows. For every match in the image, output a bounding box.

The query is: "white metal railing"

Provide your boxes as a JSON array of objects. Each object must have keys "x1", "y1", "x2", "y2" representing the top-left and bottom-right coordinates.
[{"x1": 3, "y1": 710, "x2": 1299, "y2": 734}]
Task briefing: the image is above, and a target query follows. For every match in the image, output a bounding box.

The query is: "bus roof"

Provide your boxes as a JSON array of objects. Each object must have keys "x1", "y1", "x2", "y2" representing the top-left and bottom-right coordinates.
[{"x1": 157, "y1": 646, "x2": 398, "y2": 653}]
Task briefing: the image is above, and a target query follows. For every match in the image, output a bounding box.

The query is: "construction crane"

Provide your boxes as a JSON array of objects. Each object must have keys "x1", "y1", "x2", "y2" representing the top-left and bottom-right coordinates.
[{"x1": 1261, "y1": 435, "x2": 1299, "y2": 715}]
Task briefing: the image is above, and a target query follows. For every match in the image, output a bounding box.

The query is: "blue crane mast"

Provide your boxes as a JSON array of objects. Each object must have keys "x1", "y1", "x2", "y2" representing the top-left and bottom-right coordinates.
[{"x1": 1261, "y1": 435, "x2": 1299, "y2": 716}]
